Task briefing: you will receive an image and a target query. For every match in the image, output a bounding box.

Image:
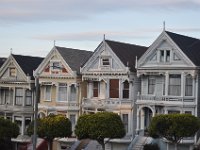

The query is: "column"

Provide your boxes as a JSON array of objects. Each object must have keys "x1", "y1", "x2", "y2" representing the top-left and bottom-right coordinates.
[
  {"x1": 23, "y1": 88, "x2": 26, "y2": 106},
  {"x1": 181, "y1": 72, "x2": 185, "y2": 97},
  {"x1": 21, "y1": 116, "x2": 25, "y2": 135},
  {"x1": 119, "y1": 79, "x2": 122, "y2": 99},
  {"x1": 88, "y1": 81, "x2": 93, "y2": 98},
  {"x1": 165, "y1": 72, "x2": 169, "y2": 96},
  {"x1": 136, "y1": 109, "x2": 140, "y2": 133},
  {"x1": 106, "y1": 79, "x2": 109, "y2": 99}
]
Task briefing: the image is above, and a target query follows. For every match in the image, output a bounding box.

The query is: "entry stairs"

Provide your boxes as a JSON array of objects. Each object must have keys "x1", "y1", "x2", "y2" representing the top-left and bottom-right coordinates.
[{"x1": 127, "y1": 135, "x2": 153, "y2": 150}]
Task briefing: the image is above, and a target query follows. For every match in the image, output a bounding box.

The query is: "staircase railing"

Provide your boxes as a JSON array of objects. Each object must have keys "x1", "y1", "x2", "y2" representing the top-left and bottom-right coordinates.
[{"x1": 127, "y1": 135, "x2": 139, "y2": 150}]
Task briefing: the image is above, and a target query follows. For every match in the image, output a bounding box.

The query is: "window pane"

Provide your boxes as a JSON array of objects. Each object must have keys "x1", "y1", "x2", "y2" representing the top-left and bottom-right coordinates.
[
  {"x1": 123, "y1": 81, "x2": 129, "y2": 98},
  {"x1": 185, "y1": 75, "x2": 193, "y2": 96},
  {"x1": 102, "y1": 58, "x2": 110, "y2": 66},
  {"x1": 26, "y1": 90, "x2": 32, "y2": 106},
  {"x1": 15, "y1": 88, "x2": 23, "y2": 105},
  {"x1": 70, "y1": 85, "x2": 76, "y2": 101},
  {"x1": 45, "y1": 86, "x2": 51, "y2": 100},
  {"x1": 168, "y1": 75, "x2": 181, "y2": 96},
  {"x1": 93, "y1": 81, "x2": 99, "y2": 97},
  {"x1": 58, "y1": 84, "x2": 67, "y2": 101},
  {"x1": 166, "y1": 50, "x2": 170, "y2": 62},
  {"x1": 160, "y1": 50, "x2": 164, "y2": 62},
  {"x1": 148, "y1": 77, "x2": 155, "y2": 94},
  {"x1": 122, "y1": 114, "x2": 128, "y2": 133}
]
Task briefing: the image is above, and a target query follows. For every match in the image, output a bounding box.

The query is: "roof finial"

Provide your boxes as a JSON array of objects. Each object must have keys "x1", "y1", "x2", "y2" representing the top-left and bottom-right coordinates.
[
  {"x1": 135, "y1": 56, "x2": 138, "y2": 69},
  {"x1": 10, "y1": 48, "x2": 13, "y2": 54},
  {"x1": 163, "y1": 21, "x2": 166, "y2": 31},
  {"x1": 54, "y1": 40, "x2": 56, "y2": 46}
]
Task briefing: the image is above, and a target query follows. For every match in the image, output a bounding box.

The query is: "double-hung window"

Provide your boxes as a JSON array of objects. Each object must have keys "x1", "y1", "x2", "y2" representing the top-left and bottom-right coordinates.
[
  {"x1": 185, "y1": 75, "x2": 193, "y2": 96},
  {"x1": 93, "y1": 81, "x2": 99, "y2": 97},
  {"x1": 15, "y1": 88, "x2": 23, "y2": 105},
  {"x1": 168, "y1": 74, "x2": 181, "y2": 96},
  {"x1": 58, "y1": 83, "x2": 67, "y2": 102},
  {"x1": 123, "y1": 81, "x2": 129, "y2": 98},
  {"x1": 70, "y1": 84, "x2": 76, "y2": 101},
  {"x1": 148, "y1": 77, "x2": 155, "y2": 94},
  {"x1": 25, "y1": 90, "x2": 32, "y2": 106},
  {"x1": 45, "y1": 85, "x2": 51, "y2": 101}
]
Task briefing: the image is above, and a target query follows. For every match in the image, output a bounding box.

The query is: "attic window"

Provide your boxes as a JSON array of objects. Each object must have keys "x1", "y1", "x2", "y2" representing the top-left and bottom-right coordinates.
[
  {"x1": 9, "y1": 68, "x2": 16, "y2": 77},
  {"x1": 52, "y1": 62, "x2": 60, "y2": 69},
  {"x1": 101, "y1": 58, "x2": 110, "y2": 66}
]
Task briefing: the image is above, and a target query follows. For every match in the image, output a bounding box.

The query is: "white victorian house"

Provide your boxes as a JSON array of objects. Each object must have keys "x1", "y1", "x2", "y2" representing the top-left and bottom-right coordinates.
[
  {"x1": 136, "y1": 30, "x2": 200, "y2": 143},
  {"x1": 0, "y1": 54, "x2": 43, "y2": 135},
  {"x1": 81, "y1": 39, "x2": 147, "y2": 136}
]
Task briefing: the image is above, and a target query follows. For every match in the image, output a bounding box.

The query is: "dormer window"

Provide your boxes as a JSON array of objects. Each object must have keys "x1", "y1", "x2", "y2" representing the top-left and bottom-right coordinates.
[{"x1": 9, "y1": 68, "x2": 16, "y2": 77}]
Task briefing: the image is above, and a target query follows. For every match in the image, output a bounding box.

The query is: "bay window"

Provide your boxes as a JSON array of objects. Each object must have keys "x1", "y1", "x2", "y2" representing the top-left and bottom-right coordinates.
[
  {"x1": 15, "y1": 88, "x2": 23, "y2": 105},
  {"x1": 148, "y1": 77, "x2": 155, "y2": 94}
]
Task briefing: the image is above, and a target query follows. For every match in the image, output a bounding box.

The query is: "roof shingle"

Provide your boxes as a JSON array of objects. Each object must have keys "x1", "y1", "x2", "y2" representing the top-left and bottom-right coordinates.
[
  {"x1": 12, "y1": 54, "x2": 43, "y2": 79},
  {"x1": 55, "y1": 46, "x2": 93, "y2": 74},
  {"x1": 166, "y1": 31, "x2": 200, "y2": 66},
  {"x1": 105, "y1": 40, "x2": 148, "y2": 71}
]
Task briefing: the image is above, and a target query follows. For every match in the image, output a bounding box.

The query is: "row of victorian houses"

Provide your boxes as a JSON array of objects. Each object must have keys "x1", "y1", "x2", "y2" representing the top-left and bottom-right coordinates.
[{"x1": 0, "y1": 29, "x2": 200, "y2": 149}]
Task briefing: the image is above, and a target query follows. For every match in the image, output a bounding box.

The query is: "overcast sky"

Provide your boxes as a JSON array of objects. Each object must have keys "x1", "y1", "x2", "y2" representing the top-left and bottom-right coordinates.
[{"x1": 0, "y1": 0, "x2": 200, "y2": 57}]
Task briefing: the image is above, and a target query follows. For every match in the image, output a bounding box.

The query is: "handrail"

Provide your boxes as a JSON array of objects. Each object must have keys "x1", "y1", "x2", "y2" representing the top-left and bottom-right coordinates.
[{"x1": 127, "y1": 135, "x2": 139, "y2": 150}]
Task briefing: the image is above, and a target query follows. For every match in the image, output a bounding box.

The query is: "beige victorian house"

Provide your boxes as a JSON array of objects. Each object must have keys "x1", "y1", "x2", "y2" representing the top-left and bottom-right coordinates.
[{"x1": 34, "y1": 46, "x2": 92, "y2": 131}]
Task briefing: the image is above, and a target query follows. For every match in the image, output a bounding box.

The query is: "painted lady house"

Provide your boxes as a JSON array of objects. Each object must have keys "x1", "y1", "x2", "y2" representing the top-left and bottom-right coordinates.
[
  {"x1": 0, "y1": 54, "x2": 43, "y2": 138},
  {"x1": 134, "y1": 30, "x2": 200, "y2": 149},
  {"x1": 34, "y1": 46, "x2": 92, "y2": 132},
  {"x1": 81, "y1": 38, "x2": 147, "y2": 149}
]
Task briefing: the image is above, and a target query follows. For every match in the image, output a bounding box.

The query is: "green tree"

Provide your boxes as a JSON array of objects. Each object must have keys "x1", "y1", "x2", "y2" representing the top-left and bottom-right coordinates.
[
  {"x1": 75, "y1": 112, "x2": 125, "y2": 150},
  {"x1": 148, "y1": 114, "x2": 200, "y2": 150},
  {"x1": 0, "y1": 117, "x2": 19, "y2": 150},
  {"x1": 27, "y1": 115, "x2": 72, "y2": 150}
]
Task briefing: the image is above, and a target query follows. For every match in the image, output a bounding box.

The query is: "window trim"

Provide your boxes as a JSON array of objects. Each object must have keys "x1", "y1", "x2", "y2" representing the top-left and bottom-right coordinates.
[
  {"x1": 148, "y1": 77, "x2": 155, "y2": 95},
  {"x1": 44, "y1": 85, "x2": 52, "y2": 101},
  {"x1": 185, "y1": 75, "x2": 193, "y2": 96},
  {"x1": 168, "y1": 74, "x2": 181, "y2": 96},
  {"x1": 57, "y1": 83, "x2": 68, "y2": 102},
  {"x1": 15, "y1": 88, "x2": 23, "y2": 106}
]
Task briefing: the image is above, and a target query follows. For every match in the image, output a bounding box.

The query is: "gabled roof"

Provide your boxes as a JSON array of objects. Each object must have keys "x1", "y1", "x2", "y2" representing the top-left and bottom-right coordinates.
[
  {"x1": 12, "y1": 54, "x2": 43, "y2": 79},
  {"x1": 166, "y1": 31, "x2": 200, "y2": 66},
  {"x1": 0, "y1": 57, "x2": 6, "y2": 67},
  {"x1": 105, "y1": 40, "x2": 148, "y2": 71},
  {"x1": 55, "y1": 46, "x2": 93, "y2": 74}
]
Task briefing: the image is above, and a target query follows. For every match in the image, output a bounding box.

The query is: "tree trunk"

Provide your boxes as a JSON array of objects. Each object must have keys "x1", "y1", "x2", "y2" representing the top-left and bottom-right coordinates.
[
  {"x1": 48, "y1": 140, "x2": 53, "y2": 150},
  {"x1": 174, "y1": 143, "x2": 177, "y2": 150}
]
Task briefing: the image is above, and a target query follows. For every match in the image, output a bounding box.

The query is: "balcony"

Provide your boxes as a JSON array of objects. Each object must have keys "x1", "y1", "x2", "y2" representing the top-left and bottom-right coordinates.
[
  {"x1": 136, "y1": 95, "x2": 195, "y2": 106},
  {"x1": 39, "y1": 101, "x2": 79, "y2": 112},
  {"x1": 82, "y1": 98, "x2": 132, "y2": 111}
]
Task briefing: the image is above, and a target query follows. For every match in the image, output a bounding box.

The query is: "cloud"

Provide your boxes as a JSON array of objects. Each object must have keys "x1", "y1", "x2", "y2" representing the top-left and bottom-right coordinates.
[{"x1": 0, "y1": 0, "x2": 200, "y2": 23}]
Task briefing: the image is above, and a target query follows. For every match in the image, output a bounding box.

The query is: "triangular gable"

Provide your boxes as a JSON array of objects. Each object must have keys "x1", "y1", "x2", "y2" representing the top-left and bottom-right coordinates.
[
  {"x1": 81, "y1": 41, "x2": 127, "y2": 73},
  {"x1": 138, "y1": 31, "x2": 195, "y2": 68},
  {"x1": 0, "y1": 55, "x2": 28, "y2": 82},
  {"x1": 34, "y1": 47, "x2": 74, "y2": 77}
]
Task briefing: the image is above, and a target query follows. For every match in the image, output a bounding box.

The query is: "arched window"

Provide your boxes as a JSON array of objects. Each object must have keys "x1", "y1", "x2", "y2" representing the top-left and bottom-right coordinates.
[{"x1": 123, "y1": 81, "x2": 129, "y2": 99}]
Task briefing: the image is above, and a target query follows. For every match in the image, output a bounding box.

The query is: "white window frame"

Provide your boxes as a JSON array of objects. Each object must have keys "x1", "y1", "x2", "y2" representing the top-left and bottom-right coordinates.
[
  {"x1": 70, "y1": 84, "x2": 76, "y2": 101},
  {"x1": 100, "y1": 56, "x2": 111, "y2": 67},
  {"x1": 168, "y1": 74, "x2": 181, "y2": 96},
  {"x1": 25, "y1": 90, "x2": 32, "y2": 106},
  {"x1": 148, "y1": 77, "x2": 155, "y2": 95},
  {"x1": 57, "y1": 83, "x2": 68, "y2": 102},
  {"x1": 44, "y1": 85, "x2": 51, "y2": 101},
  {"x1": 15, "y1": 88, "x2": 23, "y2": 106},
  {"x1": 185, "y1": 75, "x2": 193, "y2": 96}
]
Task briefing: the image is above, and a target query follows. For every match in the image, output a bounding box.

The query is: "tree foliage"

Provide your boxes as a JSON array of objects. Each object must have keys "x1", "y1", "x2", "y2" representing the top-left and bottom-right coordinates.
[
  {"x1": 148, "y1": 113, "x2": 200, "y2": 143},
  {"x1": 0, "y1": 117, "x2": 19, "y2": 150},
  {"x1": 75, "y1": 112, "x2": 125, "y2": 149},
  {"x1": 27, "y1": 115, "x2": 72, "y2": 150}
]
